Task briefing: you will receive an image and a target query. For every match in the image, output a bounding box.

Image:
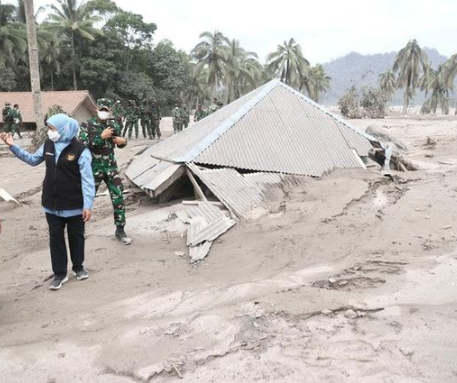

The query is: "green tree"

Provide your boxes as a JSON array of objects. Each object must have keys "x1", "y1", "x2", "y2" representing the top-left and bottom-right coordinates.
[
  {"x1": 192, "y1": 30, "x2": 230, "y2": 97},
  {"x1": 148, "y1": 40, "x2": 193, "y2": 111},
  {"x1": 46, "y1": 0, "x2": 102, "y2": 90},
  {"x1": 378, "y1": 69, "x2": 396, "y2": 100},
  {"x1": 392, "y1": 39, "x2": 428, "y2": 114},
  {"x1": 104, "y1": 10, "x2": 156, "y2": 71},
  {"x1": 0, "y1": 1, "x2": 26, "y2": 68},
  {"x1": 224, "y1": 39, "x2": 261, "y2": 103},
  {"x1": 301, "y1": 64, "x2": 331, "y2": 102},
  {"x1": 443, "y1": 53, "x2": 457, "y2": 114},
  {"x1": 421, "y1": 65, "x2": 450, "y2": 115},
  {"x1": 0, "y1": 67, "x2": 16, "y2": 90},
  {"x1": 181, "y1": 63, "x2": 210, "y2": 109},
  {"x1": 40, "y1": 34, "x2": 62, "y2": 90},
  {"x1": 266, "y1": 38, "x2": 310, "y2": 87}
]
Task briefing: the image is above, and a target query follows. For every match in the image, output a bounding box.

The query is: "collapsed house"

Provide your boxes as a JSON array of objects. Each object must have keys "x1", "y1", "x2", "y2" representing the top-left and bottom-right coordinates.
[{"x1": 126, "y1": 79, "x2": 405, "y2": 262}]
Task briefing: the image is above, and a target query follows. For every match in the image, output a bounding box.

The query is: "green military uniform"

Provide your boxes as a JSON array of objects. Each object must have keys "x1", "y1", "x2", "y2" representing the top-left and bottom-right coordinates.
[
  {"x1": 181, "y1": 106, "x2": 190, "y2": 129},
  {"x1": 140, "y1": 101, "x2": 153, "y2": 139},
  {"x1": 172, "y1": 106, "x2": 181, "y2": 133},
  {"x1": 151, "y1": 99, "x2": 161, "y2": 139},
  {"x1": 113, "y1": 100, "x2": 124, "y2": 126},
  {"x1": 10, "y1": 106, "x2": 23, "y2": 139},
  {"x1": 194, "y1": 106, "x2": 206, "y2": 122},
  {"x1": 123, "y1": 100, "x2": 139, "y2": 139},
  {"x1": 2, "y1": 102, "x2": 13, "y2": 133},
  {"x1": 79, "y1": 99, "x2": 127, "y2": 227}
]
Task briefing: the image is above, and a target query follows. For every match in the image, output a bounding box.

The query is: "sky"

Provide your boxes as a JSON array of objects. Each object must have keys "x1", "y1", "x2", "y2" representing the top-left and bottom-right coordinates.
[{"x1": 8, "y1": 0, "x2": 457, "y2": 64}]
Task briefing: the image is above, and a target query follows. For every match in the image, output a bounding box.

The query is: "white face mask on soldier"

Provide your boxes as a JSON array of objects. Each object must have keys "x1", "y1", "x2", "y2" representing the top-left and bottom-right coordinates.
[
  {"x1": 97, "y1": 111, "x2": 110, "y2": 120},
  {"x1": 47, "y1": 130, "x2": 61, "y2": 142}
]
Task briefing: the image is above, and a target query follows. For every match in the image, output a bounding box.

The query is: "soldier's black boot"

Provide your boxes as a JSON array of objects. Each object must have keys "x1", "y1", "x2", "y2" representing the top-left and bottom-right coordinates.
[{"x1": 115, "y1": 225, "x2": 132, "y2": 245}]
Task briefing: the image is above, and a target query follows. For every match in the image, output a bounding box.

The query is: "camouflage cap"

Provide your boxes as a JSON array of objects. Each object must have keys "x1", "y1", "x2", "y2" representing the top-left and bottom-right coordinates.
[
  {"x1": 5, "y1": 102, "x2": 10, "y2": 106},
  {"x1": 96, "y1": 98, "x2": 114, "y2": 109}
]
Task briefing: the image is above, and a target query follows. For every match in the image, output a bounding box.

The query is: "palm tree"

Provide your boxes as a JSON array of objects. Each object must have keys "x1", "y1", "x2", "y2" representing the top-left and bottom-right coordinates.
[
  {"x1": 46, "y1": 0, "x2": 101, "y2": 90},
  {"x1": 181, "y1": 63, "x2": 211, "y2": 109},
  {"x1": 40, "y1": 34, "x2": 62, "y2": 90},
  {"x1": 0, "y1": 1, "x2": 27, "y2": 68},
  {"x1": 301, "y1": 64, "x2": 331, "y2": 102},
  {"x1": 379, "y1": 69, "x2": 397, "y2": 100},
  {"x1": 192, "y1": 30, "x2": 230, "y2": 97},
  {"x1": 266, "y1": 38, "x2": 310, "y2": 87},
  {"x1": 24, "y1": 0, "x2": 46, "y2": 151},
  {"x1": 224, "y1": 39, "x2": 261, "y2": 103},
  {"x1": 392, "y1": 39, "x2": 428, "y2": 114},
  {"x1": 443, "y1": 53, "x2": 457, "y2": 114},
  {"x1": 421, "y1": 65, "x2": 450, "y2": 115}
]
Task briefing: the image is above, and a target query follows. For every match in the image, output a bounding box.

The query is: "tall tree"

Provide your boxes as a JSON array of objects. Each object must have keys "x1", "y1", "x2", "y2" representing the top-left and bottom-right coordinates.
[
  {"x1": 301, "y1": 64, "x2": 331, "y2": 102},
  {"x1": 421, "y1": 65, "x2": 450, "y2": 115},
  {"x1": 266, "y1": 38, "x2": 310, "y2": 87},
  {"x1": 392, "y1": 39, "x2": 428, "y2": 114},
  {"x1": 224, "y1": 39, "x2": 261, "y2": 103},
  {"x1": 24, "y1": 0, "x2": 45, "y2": 150},
  {"x1": 443, "y1": 53, "x2": 457, "y2": 114},
  {"x1": 378, "y1": 69, "x2": 397, "y2": 100},
  {"x1": 192, "y1": 30, "x2": 230, "y2": 97},
  {"x1": 40, "y1": 34, "x2": 62, "y2": 90},
  {"x1": 46, "y1": 0, "x2": 102, "y2": 90},
  {"x1": 0, "y1": 1, "x2": 27, "y2": 68},
  {"x1": 104, "y1": 10, "x2": 156, "y2": 71}
]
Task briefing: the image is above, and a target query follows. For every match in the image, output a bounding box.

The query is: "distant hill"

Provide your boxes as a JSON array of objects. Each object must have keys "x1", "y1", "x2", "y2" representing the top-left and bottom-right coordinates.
[{"x1": 320, "y1": 48, "x2": 449, "y2": 105}]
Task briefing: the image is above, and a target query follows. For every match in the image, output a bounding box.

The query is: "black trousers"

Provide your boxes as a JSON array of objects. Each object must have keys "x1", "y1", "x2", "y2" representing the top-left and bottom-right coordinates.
[{"x1": 45, "y1": 213, "x2": 85, "y2": 279}]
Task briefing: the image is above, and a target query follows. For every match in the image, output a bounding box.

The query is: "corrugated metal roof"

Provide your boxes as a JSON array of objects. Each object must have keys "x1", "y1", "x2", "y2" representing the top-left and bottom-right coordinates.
[
  {"x1": 125, "y1": 147, "x2": 183, "y2": 197},
  {"x1": 148, "y1": 79, "x2": 376, "y2": 177},
  {"x1": 189, "y1": 241, "x2": 212, "y2": 263},
  {"x1": 176, "y1": 201, "x2": 226, "y2": 224},
  {"x1": 195, "y1": 85, "x2": 372, "y2": 176},
  {"x1": 189, "y1": 165, "x2": 267, "y2": 218},
  {"x1": 151, "y1": 82, "x2": 270, "y2": 162},
  {"x1": 189, "y1": 216, "x2": 236, "y2": 246}
]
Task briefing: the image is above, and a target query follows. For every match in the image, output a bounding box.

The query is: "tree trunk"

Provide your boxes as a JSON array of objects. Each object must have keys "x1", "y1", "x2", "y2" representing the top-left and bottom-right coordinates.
[
  {"x1": 402, "y1": 88, "x2": 409, "y2": 114},
  {"x1": 25, "y1": 0, "x2": 46, "y2": 151},
  {"x1": 71, "y1": 30, "x2": 77, "y2": 90},
  {"x1": 50, "y1": 64, "x2": 54, "y2": 91}
]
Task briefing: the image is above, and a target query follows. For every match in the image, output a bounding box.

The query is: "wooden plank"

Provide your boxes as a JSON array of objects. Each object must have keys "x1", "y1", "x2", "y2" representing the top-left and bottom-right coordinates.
[{"x1": 186, "y1": 168, "x2": 207, "y2": 201}]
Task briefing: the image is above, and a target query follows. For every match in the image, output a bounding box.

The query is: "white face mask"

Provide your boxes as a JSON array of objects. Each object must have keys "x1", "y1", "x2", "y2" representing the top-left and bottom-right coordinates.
[
  {"x1": 47, "y1": 130, "x2": 61, "y2": 142},
  {"x1": 97, "y1": 111, "x2": 110, "y2": 120}
]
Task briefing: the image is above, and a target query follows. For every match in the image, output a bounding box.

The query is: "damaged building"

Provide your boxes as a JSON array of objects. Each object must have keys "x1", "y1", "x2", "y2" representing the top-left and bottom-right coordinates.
[{"x1": 126, "y1": 79, "x2": 406, "y2": 262}]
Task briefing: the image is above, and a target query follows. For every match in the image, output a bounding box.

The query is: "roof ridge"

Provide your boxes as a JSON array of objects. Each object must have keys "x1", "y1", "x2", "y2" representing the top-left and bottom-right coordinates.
[{"x1": 175, "y1": 79, "x2": 281, "y2": 163}]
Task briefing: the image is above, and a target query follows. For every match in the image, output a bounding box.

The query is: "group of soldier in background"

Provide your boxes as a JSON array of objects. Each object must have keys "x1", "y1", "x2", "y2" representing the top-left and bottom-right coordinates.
[
  {"x1": 112, "y1": 99, "x2": 162, "y2": 140},
  {"x1": 2, "y1": 96, "x2": 225, "y2": 140},
  {"x1": 193, "y1": 97, "x2": 224, "y2": 123},
  {"x1": 2, "y1": 102, "x2": 23, "y2": 139}
]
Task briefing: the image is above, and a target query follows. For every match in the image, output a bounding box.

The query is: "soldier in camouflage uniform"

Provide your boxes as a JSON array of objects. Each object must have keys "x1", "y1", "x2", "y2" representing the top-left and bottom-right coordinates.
[
  {"x1": 181, "y1": 105, "x2": 190, "y2": 129},
  {"x1": 10, "y1": 104, "x2": 23, "y2": 139},
  {"x1": 79, "y1": 98, "x2": 132, "y2": 245},
  {"x1": 151, "y1": 99, "x2": 162, "y2": 139},
  {"x1": 172, "y1": 106, "x2": 181, "y2": 133},
  {"x1": 2, "y1": 102, "x2": 13, "y2": 133},
  {"x1": 194, "y1": 104, "x2": 206, "y2": 122},
  {"x1": 122, "y1": 100, "x2": 140, "y2": 139},
  {"x1": 113, "y1": 99, "x2": 124, "y2": 127},
  {"x1": 140, "y1": 100, "x2": 153, "y2": 139}
]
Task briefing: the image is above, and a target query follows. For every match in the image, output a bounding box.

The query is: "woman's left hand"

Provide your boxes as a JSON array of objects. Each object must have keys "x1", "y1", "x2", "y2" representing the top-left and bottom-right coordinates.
[{"x1": 83, "y1": 209, "x2": 92, "y2": 222}]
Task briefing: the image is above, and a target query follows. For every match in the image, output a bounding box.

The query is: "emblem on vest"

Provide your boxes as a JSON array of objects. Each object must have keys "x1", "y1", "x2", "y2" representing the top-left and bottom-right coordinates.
[{"x1": 66, "y1": 153, "x2": 76, "y2": 161}]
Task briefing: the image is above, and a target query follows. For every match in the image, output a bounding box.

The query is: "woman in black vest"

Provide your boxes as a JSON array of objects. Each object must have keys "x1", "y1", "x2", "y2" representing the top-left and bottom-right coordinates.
[{"x1": 0, "y1": 114, "x2": 96, "y2": 290}]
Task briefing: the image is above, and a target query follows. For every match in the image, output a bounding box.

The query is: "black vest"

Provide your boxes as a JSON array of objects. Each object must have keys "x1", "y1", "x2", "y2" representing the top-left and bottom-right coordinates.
[{"x1": 42, "y1": 138, "x2": 86, "y2": 211}]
